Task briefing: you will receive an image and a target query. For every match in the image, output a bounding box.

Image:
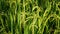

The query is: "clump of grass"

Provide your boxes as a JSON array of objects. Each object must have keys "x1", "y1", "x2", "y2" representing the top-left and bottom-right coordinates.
[{"x1": 0, "y1": 0, "x2": 60, "y2": 34}]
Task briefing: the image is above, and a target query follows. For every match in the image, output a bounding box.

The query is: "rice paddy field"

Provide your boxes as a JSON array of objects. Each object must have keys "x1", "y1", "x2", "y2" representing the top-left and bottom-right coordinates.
[{"x1": 0, "y1": 0, "x2": 60, "y2": 34}]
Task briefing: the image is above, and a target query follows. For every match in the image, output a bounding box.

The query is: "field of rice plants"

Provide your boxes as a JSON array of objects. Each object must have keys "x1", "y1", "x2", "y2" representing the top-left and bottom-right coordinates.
[{"x1": 0, "y1": 0, "x2": 60, "y2": 34}]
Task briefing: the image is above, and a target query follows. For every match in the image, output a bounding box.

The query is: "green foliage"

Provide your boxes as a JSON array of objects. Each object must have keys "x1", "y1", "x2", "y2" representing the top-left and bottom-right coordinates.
[{"x1": 0, "y1": 0, "x2": 60, "y2": 34}]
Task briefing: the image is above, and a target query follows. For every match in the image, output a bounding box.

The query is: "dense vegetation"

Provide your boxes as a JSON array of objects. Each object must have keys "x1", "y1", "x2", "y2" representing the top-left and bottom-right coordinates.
[{"x1": 0, "y1": 0, "x2": 60, "y2": 34}]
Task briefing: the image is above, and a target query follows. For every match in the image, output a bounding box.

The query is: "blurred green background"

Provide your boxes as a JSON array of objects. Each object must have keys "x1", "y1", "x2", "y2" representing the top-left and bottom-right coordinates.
[{"x1": 0, "y1": 0, "x2": 60, "y2": 34}]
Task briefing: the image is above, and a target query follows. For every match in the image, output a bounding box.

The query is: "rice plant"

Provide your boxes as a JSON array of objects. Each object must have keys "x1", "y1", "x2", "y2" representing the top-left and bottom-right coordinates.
[{"x1": 0, "y1": 0, "x2": 60, "y2": 34}]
